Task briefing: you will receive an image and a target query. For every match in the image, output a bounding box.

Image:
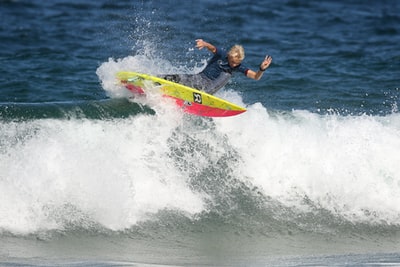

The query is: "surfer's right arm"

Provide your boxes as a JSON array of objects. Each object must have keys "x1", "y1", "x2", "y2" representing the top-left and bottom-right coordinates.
[{"x1": 195, "y1": 39, "x2": 217, "y2": 54}]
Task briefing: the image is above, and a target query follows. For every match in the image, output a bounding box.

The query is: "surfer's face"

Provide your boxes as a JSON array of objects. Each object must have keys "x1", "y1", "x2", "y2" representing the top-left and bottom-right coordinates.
[{"x1": 228, "y1": 55, "x2": 242, "y2": 68}]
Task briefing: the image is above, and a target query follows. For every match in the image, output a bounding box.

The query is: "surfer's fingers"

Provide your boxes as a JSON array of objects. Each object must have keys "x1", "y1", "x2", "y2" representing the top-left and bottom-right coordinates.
[
  {"x1": 195, "y1": 39, "x2": 205, "y2": 49},
  {"x1": 263, "y1": 55, "x2": 272, "y2": 64}
]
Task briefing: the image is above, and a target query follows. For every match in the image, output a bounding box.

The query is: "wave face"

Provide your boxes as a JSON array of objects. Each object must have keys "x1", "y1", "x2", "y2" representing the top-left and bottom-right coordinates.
[
  {"x1": 1, "y1": 99, "x2": 399, "y2": 232},
  {"x1": 1, "y1": 96, "x2": 400, "y2": 264}
]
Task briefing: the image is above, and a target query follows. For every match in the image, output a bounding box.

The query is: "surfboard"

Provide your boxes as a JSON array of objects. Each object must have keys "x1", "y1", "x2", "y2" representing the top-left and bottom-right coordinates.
[{"x1": 116, "y1": 71, "x2": 246, "y2": 117}]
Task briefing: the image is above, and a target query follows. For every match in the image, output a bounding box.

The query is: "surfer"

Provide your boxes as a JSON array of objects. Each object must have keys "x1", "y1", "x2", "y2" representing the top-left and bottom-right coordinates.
[{"x1": 163, "y1": 39, "x2": 272, "y2": 95}]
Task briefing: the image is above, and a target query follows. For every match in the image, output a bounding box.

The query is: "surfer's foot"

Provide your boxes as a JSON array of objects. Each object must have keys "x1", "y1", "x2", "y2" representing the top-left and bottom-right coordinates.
[{"x1": 163, "y1": 75, "x2": 181, "y2": 83}]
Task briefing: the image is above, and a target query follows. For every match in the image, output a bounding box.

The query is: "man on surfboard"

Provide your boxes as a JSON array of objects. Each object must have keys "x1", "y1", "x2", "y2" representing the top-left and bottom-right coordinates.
[{"x1": 163, "y1": 39, "x2": 272, "y2": 95}]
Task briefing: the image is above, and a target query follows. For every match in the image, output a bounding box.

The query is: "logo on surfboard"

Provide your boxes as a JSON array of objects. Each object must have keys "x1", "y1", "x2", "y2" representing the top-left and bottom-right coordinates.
[{"x1": 193, "y1": 92, "x2": 202, "y2": 104}]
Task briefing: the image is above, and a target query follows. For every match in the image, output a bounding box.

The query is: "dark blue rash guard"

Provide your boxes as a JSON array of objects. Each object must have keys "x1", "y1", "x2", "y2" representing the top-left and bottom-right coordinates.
[
  {"x1": 201, "y1": 47, "x2": 249, "y2": 80},
  {"x1": 162, "y1": 47, "x2": 249, "y2": 94}
]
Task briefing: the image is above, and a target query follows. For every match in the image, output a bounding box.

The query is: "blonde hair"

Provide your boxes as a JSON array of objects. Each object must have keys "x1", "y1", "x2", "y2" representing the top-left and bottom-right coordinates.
[{"x1": 228, "y1": 45, "x2": 245, "y2": 60}]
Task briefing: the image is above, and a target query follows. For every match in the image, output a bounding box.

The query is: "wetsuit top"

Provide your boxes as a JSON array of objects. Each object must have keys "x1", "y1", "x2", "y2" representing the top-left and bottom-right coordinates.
[
  {"x1": 161, "y1": 47, "x2": 250, "y2": 94},
  {"x1": 200, "y1": 47, "x2": 249, "y2": 80}
]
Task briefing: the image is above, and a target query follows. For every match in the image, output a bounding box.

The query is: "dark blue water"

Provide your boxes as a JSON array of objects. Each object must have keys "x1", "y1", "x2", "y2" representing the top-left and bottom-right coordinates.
[{"x1": 1, "y1": 1, "x2": 400, "y2": 266}]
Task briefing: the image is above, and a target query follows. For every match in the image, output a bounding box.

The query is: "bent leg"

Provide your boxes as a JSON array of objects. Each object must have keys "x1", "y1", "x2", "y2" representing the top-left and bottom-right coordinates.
[{"x1": 160, "y1": 74, "x2": 205, "y2": 91}]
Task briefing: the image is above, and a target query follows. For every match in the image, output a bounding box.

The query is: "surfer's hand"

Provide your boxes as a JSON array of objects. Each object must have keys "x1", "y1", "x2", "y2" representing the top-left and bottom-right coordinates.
[
  {"x1": 260, "y1": 55, "x2": 272, "y2": 71},
  {"x1": 195, "y1": 39, "x2": 217, "y2": 54},
  {"x1": 195, "y1": 39, "x2": 206, "y2": 50}
]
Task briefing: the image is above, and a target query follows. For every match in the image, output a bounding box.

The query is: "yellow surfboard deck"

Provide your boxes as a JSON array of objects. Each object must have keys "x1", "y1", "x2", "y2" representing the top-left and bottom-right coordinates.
[{"x1": 117, "y1": 71, "x2": 246, "y2": 117}]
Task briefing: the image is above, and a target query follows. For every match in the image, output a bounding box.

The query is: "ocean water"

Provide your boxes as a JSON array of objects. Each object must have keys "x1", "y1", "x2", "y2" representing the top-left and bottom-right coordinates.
[{"x1": 1, "y1": 0, "x2": 400, "y2": 266}]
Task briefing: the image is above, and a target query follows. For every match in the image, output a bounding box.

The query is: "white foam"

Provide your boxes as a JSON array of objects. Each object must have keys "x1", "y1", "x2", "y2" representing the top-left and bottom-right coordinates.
[
  {"x1": 0, "y1": 115, "x2": 205, "y2": 234},
  {"x1": 216, "y1": 104, "x2": 400, "y2": 224}
]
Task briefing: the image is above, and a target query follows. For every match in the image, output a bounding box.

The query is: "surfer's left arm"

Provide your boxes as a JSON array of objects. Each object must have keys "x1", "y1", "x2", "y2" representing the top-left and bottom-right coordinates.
[{"x1": 246, "y1": 55, "x2": 272, "y2": 80}]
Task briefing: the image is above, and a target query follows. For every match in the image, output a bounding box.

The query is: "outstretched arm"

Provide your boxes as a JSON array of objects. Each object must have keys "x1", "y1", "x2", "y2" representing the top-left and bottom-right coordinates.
[
  {"x1": 195, "y1": 39, "x2": 217, "y2": 54},
  {"x1": 246, "y1": 55, "x2": 272, "y2": 80}
]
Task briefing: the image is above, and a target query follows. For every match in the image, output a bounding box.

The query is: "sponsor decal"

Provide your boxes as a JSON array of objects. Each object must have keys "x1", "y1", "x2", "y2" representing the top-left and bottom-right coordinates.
[{"x1": 193, "y1": 92, "x2": 202, "y2": 104}]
